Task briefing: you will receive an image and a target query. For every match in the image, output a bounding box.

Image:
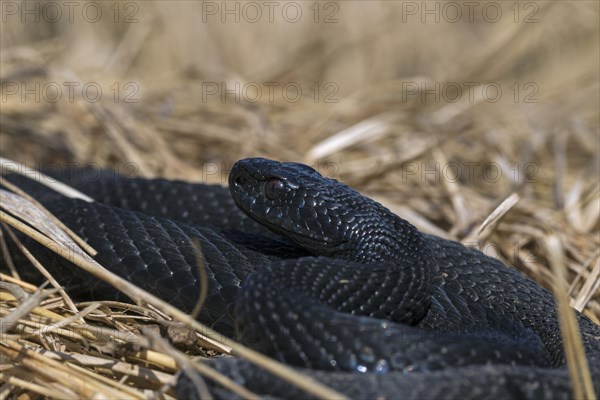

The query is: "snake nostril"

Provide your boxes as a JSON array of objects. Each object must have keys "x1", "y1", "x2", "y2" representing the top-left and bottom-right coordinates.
[{"x1": 235, "y1": 175, "x2": 247, "y2": 186}]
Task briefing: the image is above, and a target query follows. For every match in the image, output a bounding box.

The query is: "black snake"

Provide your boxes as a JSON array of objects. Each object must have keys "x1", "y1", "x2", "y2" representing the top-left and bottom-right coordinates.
[{"x1": 3, "y1": 157, "x2": 600, "y2": 399}]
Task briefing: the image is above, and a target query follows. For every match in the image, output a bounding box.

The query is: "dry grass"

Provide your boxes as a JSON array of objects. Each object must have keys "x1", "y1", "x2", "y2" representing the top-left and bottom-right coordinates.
[{"x1": 0, "y1": 1, "x2": 598, "y2": 398}]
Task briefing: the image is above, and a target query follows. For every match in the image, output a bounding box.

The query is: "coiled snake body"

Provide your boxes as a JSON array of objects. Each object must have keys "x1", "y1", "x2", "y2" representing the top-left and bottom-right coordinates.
[{"x1": 5, "y1": 158, "x2": 600, "y2": 399}]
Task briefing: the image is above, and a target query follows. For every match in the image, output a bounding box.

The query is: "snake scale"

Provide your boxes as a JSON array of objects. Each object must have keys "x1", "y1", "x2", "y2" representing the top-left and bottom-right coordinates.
[{"x1": 3, "y1": 157, "x2": 600, "y2": 399}]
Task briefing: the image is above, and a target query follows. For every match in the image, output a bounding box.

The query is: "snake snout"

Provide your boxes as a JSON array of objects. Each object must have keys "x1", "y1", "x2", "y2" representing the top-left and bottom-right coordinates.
[
  {"x1": 229, "y1": 160, "x2": 260, "y2": 206},
  {"x1": 229, "y1": 160, "x2": 249, "y2": 189}
]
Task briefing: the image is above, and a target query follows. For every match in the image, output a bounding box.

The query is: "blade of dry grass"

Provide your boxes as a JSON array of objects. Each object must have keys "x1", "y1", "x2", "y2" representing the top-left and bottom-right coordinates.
[
  {"x1": 190, "y1": 240, "x2": 209, "y2": 320},
  {"x1": 433, "y1": 148, "x2": 471, "y2": 234},
  {"x1": 0, "y1": 227, "x2": 19, "y2": 279},
  {"x1": 307, "y1": 112, "x2": 401, "y2": 161},
  {"x1": 0, "y1": 176, "x2": 97, "y2": 256},
  {"x1": 545, "y1": 234, "x2": 596, "y2": 399},
  {"x1": 463, "y1": 192, "x2": 521, "y2": 245},
  {"x1": 0, "y1": 158, "x2": 93, "y2": 202},
  {"x1": 572, "y1": 258, "x2": 600, "y2": 313}
]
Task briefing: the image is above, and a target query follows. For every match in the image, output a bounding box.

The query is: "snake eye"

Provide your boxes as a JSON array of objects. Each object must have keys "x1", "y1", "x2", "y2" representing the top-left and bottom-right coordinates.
[{"x1": 264, "y1": 178, "x2": 286, "y2": 200}]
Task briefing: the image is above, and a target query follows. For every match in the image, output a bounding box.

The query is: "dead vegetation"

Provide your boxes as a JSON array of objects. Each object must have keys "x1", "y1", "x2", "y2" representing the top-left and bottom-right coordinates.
[{"x1": 0, "y1": 1, "x2": 598, "y2": 398}]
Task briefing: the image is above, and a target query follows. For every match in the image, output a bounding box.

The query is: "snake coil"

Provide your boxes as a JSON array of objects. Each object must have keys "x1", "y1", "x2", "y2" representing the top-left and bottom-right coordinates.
[{"x1": 4, "y1": 157, "x2": 600, "y2": 399}]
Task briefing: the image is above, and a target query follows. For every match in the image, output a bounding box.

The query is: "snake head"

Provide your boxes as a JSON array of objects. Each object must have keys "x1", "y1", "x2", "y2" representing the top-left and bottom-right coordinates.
[{"x1": 229, "y1": 158, "x2": 413, "y2": 263}]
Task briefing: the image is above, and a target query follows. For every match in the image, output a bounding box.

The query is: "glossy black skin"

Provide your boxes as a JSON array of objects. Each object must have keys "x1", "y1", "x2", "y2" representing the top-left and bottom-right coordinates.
[
  {"x1": 226, "y1": 158, "x2": 599, "y2": 396},
  {"x1": 4, "y1": 159, "x2": 600, "y2": 399}
]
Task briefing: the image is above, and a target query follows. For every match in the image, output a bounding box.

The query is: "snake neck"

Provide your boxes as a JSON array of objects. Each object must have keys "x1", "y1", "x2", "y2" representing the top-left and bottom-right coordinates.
[
  {"x1": 342, "y1": 200, "x2": 436, "y2": 324},
  {"x1": 330, "y1": 196, "x2": 432, "y2": 264},
  {"x1": 229, "y1": 158, "x2": 437, "y2": 324}
]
